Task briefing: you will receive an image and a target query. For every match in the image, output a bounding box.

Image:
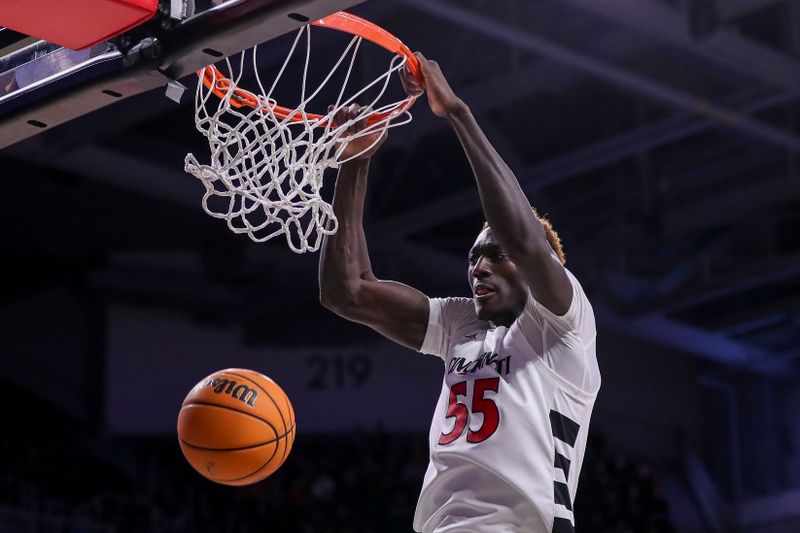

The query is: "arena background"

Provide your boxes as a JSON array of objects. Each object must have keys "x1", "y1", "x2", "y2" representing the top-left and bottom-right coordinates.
[{"x1": 1, "y1": 0, "x2": 800, "y2": 531}]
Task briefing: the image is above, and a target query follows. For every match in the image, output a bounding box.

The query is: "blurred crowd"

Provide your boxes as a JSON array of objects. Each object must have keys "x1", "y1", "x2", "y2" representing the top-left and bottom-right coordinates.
[
  {"x1": 1, "y1": 390, "x2": 675, "y2": 532},
  {"x1": 575, "y1": 434, "x2": 675, "y2": 533}
]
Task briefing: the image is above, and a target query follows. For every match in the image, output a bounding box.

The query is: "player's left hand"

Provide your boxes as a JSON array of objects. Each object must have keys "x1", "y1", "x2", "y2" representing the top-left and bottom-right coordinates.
[{"x1": 331, "y1": 103, "x2": 387, "y2": 162}]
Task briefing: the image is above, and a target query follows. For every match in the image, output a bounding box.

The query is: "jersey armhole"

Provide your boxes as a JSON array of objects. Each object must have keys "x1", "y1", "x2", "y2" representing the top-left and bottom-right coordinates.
[
  {"x1": 419, "y1": 297, "x2": 447, "y2": 360},
  {"x1": 534, "y1": 357, "x2": 599, "y2": 401}
]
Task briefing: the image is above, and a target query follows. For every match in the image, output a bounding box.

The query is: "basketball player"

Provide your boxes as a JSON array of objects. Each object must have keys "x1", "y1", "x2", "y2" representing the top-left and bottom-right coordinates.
[{"x1": 319, "y1": 52, "x2": 600, "y2": 533}]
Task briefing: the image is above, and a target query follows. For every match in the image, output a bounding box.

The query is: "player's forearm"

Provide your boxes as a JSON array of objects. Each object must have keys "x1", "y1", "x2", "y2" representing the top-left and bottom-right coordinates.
[
  {"x1": 447, "y1": 104, "x2": 548, "y2": 254},
  {"x1": 319, "y1": 159, "x2": 376, "y2": 309}
]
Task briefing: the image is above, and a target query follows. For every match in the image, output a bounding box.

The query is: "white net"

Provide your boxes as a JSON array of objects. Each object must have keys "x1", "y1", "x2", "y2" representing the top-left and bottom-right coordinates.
[{"x1": 184, "y1": 23, "x2": 416, "y2": 253}]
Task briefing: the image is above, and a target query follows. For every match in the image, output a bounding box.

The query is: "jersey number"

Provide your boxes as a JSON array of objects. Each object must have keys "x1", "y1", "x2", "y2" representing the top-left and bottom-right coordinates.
[{"x1": 438, "y1": 378, "x2": 500, "y2": 445}]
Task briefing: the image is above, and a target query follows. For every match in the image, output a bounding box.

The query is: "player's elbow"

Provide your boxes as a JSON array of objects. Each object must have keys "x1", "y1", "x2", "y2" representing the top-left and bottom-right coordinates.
[{"x1": 319, "y1": 282, "x2": 361, "y2": 318}]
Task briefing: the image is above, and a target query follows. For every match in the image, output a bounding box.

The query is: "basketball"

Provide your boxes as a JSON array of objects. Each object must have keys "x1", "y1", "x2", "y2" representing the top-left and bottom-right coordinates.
[{"x1": 177, "y1": 368, "x2": 296, "y2": 486}]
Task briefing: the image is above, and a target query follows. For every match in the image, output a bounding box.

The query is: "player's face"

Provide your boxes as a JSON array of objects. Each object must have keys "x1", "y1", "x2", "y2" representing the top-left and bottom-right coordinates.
[{"x1": 467, "y1": 228, "x2": 528, "y2": 327}]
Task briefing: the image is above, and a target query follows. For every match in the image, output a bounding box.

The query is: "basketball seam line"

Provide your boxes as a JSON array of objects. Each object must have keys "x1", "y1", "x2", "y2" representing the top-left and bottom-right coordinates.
[
  {"x1": 281, "y1": 395, "x2": 295, "y2": 467},
  {"x1": 181, "y1": 401, "x2": 280, "y2": 434},
  {"x1": 221, "y1": 428, "x2": 297, "y2": 483},
  {"x1": 224, "y1": 371, "x2": 289, "y2": 434},
  {"x1": 182, "y1": 427, "x2": 292, "y2": 483},
  {"x1": 225, "y1": 438, "x2": 281, "y2": 483},
  {"x1": 179, "y1": 423, "x2": 296, "y2": 452}
]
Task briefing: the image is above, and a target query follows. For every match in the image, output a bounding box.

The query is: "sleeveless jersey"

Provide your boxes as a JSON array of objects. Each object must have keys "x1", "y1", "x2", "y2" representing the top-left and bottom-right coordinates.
[{"x1": 414, "y1": 269, "x2": 600, "y2": 533}]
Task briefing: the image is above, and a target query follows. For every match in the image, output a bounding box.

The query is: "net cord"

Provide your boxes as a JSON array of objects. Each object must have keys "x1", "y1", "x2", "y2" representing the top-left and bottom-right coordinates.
[{"x1": 185, "y1": 24, "x2": 416, "y2": 253}]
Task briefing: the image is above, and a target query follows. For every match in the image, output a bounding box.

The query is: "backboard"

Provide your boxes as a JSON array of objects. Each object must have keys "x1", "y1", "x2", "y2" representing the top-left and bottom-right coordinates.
[{"x1": 0, "y1": 0, "x2": 365, "y2": 149}]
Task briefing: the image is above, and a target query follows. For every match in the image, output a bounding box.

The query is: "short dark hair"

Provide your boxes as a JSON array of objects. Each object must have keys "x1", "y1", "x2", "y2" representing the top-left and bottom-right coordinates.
[{"x1": 483, "y1": 208, "x2": 566, "y2": 265}]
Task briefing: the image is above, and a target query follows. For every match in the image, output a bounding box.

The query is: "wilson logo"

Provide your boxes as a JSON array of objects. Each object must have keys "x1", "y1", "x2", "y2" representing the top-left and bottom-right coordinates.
[{"x1": 198, "y1": 378, "x2": 258, "y2": 407}]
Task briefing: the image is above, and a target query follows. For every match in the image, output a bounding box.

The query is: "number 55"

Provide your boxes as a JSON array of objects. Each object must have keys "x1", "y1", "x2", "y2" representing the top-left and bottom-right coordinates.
[{"x1": 438, "y1": 377, "x2": 500, "y2": 445}]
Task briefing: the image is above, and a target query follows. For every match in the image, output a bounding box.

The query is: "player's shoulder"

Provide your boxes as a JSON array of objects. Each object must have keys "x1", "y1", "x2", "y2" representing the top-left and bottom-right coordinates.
[
  {"x1": 430, "y1": 296, "x2": 484, "y2": 328},
  {"x1": 564, "y1": 268, "x2": 594, "y2": 319},
  {"x1": 524, "y1": 267, "x2": 595, "y2": 334},
  {"x1": 435, "y1": 296, "x2": 474, "y2": 308},
  {"x1": 433, "y1": 296, "x2": 475, "y2": 315}
]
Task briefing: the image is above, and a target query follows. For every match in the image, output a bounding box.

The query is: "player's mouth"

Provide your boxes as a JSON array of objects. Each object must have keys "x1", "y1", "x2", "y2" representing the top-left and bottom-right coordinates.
[{"x1": 474, "y1": 283, "x2": 496, "y2": 301}]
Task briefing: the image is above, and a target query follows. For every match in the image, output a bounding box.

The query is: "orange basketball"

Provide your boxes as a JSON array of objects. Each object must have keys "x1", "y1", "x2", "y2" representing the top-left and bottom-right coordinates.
[{"x1": 177, "y1": 368, "x2": 296, "y2": 486}]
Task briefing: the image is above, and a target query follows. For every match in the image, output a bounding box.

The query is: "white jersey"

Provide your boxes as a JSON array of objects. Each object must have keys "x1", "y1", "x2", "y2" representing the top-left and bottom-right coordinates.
[{"x1": 414, "y1": 269, "x2": 600, "y2": 533}]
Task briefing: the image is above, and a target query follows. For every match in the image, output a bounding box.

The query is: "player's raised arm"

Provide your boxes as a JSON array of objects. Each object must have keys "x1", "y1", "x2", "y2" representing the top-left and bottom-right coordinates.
[
  {"x1": 319, "y1": 104, "x2": 430, "y2": 351},
  {"x1": 402, "y1": 53, "x2": 573, "y2": 316}
]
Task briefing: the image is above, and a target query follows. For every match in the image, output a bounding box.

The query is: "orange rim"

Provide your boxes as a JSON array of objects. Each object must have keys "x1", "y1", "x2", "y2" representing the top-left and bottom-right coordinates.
[{"x1": 198, "y1": 11, "x2": 421, "y2": 126}]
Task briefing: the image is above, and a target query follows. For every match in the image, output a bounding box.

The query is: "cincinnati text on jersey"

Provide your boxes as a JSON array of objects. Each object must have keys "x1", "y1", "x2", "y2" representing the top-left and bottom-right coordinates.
[{"x1": 448, "y1": 351, "x2": 511, "y2": 376}]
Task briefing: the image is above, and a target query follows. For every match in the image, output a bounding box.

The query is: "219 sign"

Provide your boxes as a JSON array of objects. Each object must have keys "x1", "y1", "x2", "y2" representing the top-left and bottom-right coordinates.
[{"x1": 306, "y1": 354, "x2": 373, "y2": 391}]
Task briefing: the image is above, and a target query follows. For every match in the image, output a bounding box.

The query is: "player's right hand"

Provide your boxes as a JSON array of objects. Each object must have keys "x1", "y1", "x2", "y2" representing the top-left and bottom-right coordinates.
[
  {"x1": 331, "y1": 103, "x2": 387, "y2": 162},
  {"x1": 403, "y1": 52, "x2": 465, "y2": 117}
]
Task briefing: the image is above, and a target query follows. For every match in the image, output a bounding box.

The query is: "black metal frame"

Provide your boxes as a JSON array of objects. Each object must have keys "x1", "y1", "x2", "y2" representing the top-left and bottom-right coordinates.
[{"x1": 0, "y1": 0, "x2": 364, "y2": 149}]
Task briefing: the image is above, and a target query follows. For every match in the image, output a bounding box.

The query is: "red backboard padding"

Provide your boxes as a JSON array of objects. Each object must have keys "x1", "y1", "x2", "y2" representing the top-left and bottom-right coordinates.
[{"x1": 0, "y1": 0, "x2": 159, "y2": 50}]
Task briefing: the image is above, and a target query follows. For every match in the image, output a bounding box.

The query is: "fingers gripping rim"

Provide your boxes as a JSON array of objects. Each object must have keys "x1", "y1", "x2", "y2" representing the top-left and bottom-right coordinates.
[{"x1": 197, "y1": 11, "x2": 421, "y2": 125}]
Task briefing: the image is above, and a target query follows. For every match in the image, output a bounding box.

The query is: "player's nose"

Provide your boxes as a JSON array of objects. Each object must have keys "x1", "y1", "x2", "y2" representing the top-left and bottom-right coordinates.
[{"x1": 471, "y1": 256, "x2": 491, "y2": 277}]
